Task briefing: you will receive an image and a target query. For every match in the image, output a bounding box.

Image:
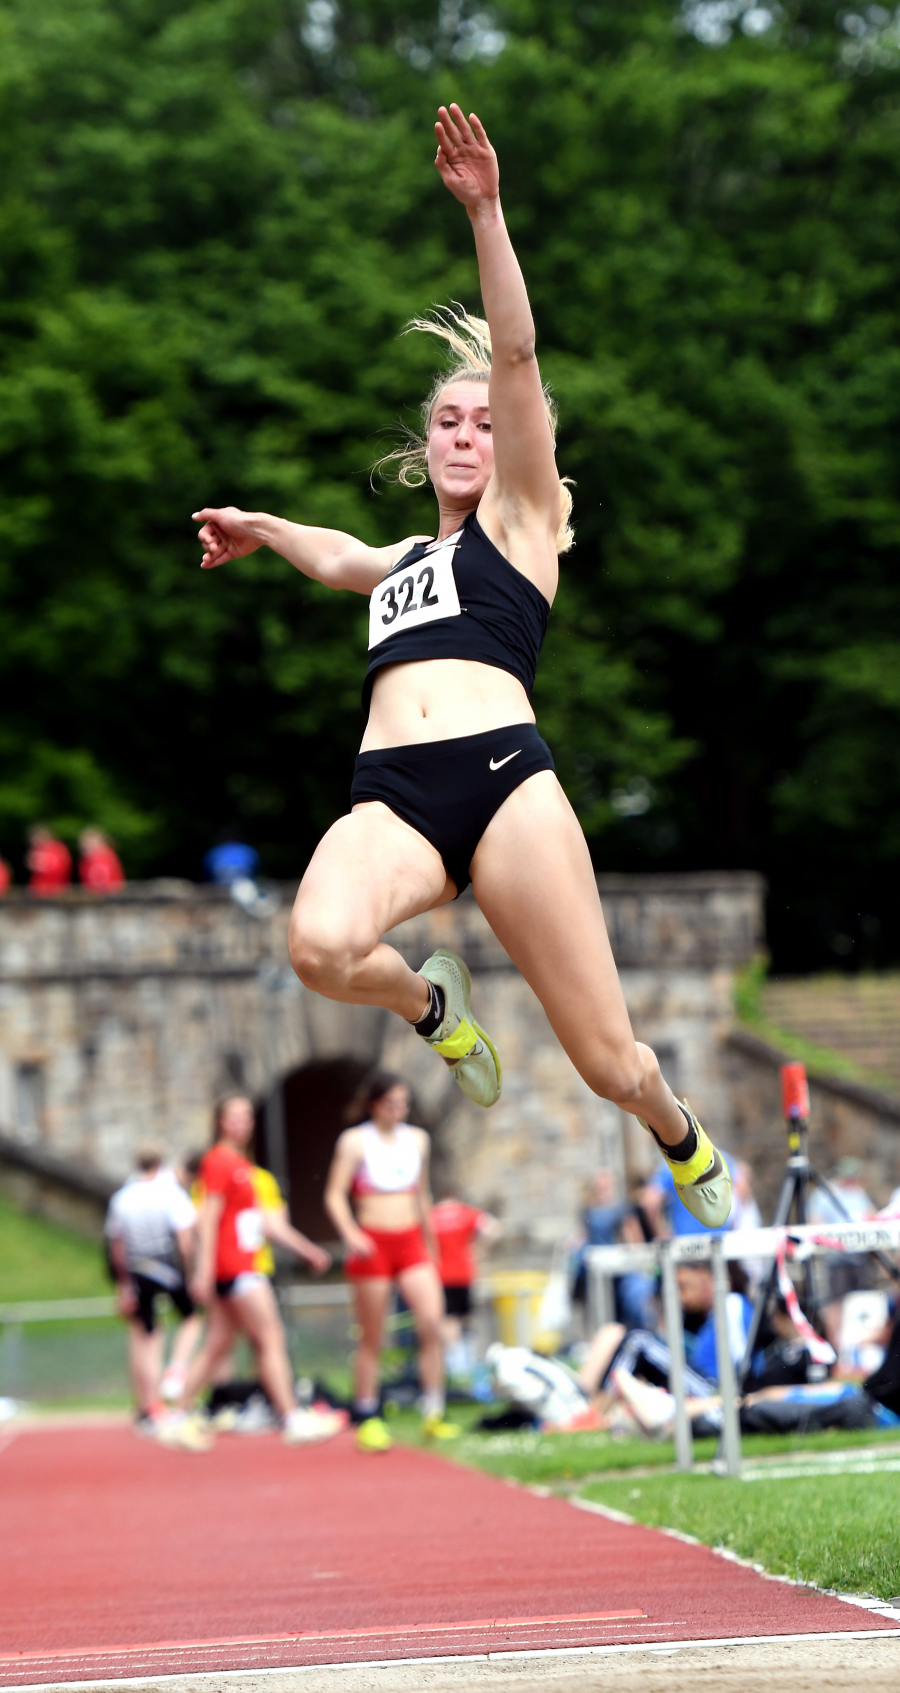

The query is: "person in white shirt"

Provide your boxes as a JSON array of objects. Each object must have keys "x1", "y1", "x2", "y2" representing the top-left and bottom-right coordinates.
[{"x1": 106, "y1": 1146, "x2": 200, "y2": 1430}]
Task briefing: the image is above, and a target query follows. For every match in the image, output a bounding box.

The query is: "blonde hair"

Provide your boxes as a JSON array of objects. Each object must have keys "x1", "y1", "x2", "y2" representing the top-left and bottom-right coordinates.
[{"x1": 374, "y1": 306, "x2": 574, "y2": 553}]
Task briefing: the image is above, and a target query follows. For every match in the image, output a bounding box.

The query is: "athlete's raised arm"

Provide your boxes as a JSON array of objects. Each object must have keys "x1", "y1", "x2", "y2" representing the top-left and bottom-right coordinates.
[
  {"x1": 434, "y1": 105, "x2": 561, "y2": 555},
  {"x1": 192, "y1": 506, "x2": 428, "y2": 595}
]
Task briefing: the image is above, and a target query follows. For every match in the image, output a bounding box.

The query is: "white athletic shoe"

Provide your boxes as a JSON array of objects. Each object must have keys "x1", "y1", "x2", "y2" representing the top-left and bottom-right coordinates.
[
  {"x1": 282, "y1": 1407, "x2": 347, "y2": 1445},
  {"x1": 418, "y1": 949, "x2": 501, "y2": 1108},
  {"x1": 155, "y1": 1411, "x2": 215, "y2": 1453}
]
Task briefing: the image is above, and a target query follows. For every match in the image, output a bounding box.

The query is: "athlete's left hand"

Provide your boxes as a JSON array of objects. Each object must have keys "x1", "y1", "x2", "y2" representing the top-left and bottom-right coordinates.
[
  {"x1": 434, "y1": 105, "x2": 499, "y2": 209},
  {"x1": 304, "y1": 1243, "x2": 332, "y2": 1275}
]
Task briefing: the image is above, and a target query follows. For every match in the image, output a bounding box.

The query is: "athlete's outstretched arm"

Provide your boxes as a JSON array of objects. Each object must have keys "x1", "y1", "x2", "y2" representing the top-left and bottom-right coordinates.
[
  {"x1": 434, "y1": 105, "x2": 560, "y2": 541},
  {"x1": 193, "y1": 506, "x2": 427, "y2": 594}
]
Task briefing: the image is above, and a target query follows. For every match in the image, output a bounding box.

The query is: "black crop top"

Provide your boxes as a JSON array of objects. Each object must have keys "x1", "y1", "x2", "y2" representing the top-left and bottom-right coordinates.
[{"x1": 363, "y1": 510, "x2": 551, "y2": 713}]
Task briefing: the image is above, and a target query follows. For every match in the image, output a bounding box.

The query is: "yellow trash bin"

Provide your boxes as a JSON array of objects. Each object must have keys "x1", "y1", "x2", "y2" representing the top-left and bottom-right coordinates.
[{"x1": 487, "y1": 1271, "x2": 553, "y2": 1351}]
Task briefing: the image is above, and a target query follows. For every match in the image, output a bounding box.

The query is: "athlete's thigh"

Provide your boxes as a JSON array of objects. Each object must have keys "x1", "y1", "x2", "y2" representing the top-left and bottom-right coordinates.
[
  {"x1": 470, "y1": 771, "x2": 635, "y2": 1065},
  {"x1": 231, "y1": 1280, "x2": 283, "y2": 1347},
  {"x1": 397, "y1": 1261, "x2": 444, "y2": 1325},
  {"x1": 291, "y1": 803, "x2": 454, "y2": 951},
  {"x1": 353, "y1": 1277, "x2": 392, "y2": 1344}
]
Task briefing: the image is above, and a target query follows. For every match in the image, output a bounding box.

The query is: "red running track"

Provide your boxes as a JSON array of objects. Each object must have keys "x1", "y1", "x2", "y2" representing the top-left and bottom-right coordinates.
[{"x1": 0, "y1": 1423, "x2": 892, "y2": 1684}]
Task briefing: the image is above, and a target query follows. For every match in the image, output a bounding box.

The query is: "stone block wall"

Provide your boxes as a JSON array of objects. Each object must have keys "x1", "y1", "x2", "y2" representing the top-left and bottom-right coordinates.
[{"x1": 0, "y1": 872, "x2": 768, "y2": 1252}]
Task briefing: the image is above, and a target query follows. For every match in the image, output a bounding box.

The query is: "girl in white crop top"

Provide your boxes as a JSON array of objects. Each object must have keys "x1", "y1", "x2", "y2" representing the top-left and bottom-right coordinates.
[
  {"x1": 351, "y1": 1123, "x2": 423, "y2": 1197},
  {"x1": 325, "y1": 1071, "x2": 457, "y2": 1444}
]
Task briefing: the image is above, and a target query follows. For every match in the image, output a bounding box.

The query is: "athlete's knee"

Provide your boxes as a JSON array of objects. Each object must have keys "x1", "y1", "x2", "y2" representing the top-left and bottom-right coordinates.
[
  {"x1": 586, "y1": 1040, "x2": 646, "y2": 1108},
  {"x1": 416, "y1": 1310, "x2": 443, "y2": 1349},
  {"x1": 288, "y1": 910, "x2": 365, "y2": 995}
]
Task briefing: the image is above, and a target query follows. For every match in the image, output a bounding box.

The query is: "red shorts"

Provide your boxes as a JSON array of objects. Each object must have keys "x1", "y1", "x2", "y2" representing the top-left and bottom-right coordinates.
[{"x1": 345, "y1": 1226, "x2": 431, "y2": 1280}]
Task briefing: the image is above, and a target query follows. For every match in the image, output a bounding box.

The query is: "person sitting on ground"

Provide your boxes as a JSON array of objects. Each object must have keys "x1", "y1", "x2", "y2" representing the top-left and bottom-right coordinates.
[
  {"x1": 577, "y1": 1262, "x2": 753, "y2": 1434},
  {"x1": 430, "y1": 1181, "x2": 501, "y2": 1375},
  {"x1": 78, "y1": 828, "x2": 125, "y2": 892},
  {"x1": 26, "y1": 825, "x2": 71, "y2": 895},
  {"x1": 106, "y1": 1146, "x2": 202, "y2": 1434},
  {"x1": 171, "y1": 1095, "x2": 343, "y2": 1448}
]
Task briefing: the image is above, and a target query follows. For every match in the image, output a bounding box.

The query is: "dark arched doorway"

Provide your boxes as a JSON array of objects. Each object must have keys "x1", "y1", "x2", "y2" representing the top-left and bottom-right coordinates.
[{"x1": 259, "y1": 1059, "x2": 370, "y2": 1242}]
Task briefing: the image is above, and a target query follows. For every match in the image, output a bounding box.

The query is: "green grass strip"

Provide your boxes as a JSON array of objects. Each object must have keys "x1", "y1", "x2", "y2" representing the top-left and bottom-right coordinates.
[
  {"x1": 580, "y1": 1469, "x2": 900, "y2": 1600},
  {"x1": 0, "y1": 1192, "x2": 110, "y2": 1302}
]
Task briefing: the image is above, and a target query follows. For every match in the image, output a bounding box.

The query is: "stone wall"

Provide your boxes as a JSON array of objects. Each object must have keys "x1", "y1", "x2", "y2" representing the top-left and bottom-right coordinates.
[
  {"x1": 0, "y1": 872, "x2": 766, "y2": 1251},
  {"x1": 725, "y1": 1028, "x2": 900, "y2": 1218}
]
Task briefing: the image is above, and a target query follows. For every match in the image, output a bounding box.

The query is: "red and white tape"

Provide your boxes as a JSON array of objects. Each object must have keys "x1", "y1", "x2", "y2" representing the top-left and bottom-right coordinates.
[{"x1": 774, "y1": 1233, "x2": 840, "y2": 1366}]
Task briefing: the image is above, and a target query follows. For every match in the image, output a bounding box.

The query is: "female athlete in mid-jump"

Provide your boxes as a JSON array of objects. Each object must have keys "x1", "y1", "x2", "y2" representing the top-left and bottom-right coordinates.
[{"x1": 194, "y1": 105, "x2": 731, "y2": 1228}]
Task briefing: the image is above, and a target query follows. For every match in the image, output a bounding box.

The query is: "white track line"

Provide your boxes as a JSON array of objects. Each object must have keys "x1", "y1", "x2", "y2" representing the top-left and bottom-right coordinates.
[{"x1": 5, "y1": 1628, "x2": 900, "y2": 1691}]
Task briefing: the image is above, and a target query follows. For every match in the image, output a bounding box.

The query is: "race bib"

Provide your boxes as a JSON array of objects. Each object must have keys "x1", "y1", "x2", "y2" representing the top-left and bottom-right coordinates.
[
  {"x1": 235, "y1": 1207, "x2": 265, "y2": 1253},
  {"x1": 368, "y1": 532, "x2": 462, "y2": 650}
]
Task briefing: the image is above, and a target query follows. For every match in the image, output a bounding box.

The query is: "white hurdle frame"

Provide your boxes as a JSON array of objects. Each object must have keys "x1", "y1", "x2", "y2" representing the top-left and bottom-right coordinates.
[{"x1": 586, "y1": 1219, "x2": 900, "y2": 1477}]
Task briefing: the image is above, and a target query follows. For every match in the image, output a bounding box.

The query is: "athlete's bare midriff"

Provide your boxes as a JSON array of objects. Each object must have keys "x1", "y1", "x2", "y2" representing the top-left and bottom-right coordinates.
[
  {"x1": 355, "y1": 1190, "x2": 423, "y2": 1231},
  {"x1": 360, "y1": 658, "x2": 535, "y2": 753}
]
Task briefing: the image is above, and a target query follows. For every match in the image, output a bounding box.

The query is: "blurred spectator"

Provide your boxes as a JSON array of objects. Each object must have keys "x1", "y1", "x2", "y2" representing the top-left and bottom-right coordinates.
[
  {"x1": 202, "y1": 830, "x2": 277, "y2": 919},
  {"x1": 26, "y1": 825, "x2": 72, "y2": 895},
  {"x1": 203, "y1": 832, "x2": 260, "y2": 885},
  {"x1": 105, "y1": 1144, "x2": 200, "y2": 1433},
  {"x1": 78, "y1": 828, "x2": 125, "y2": 892},
  {"x1": 430, "y1": 1183, "x2": 501, "y2": 1375},
  {"x1": 808, "y1": 1157, "x2": 876, "y2": 1348},
  {"x1": 730, "y1": 1160, "x2": 765, "y2": 1290},
  {"x1": 0, "y1": 858, "x2": 10, "y2": 895},
  {"x1": 641, "y1": 1145, "x2": 737, "y2": 1240},
  {"x1": 578, "y1": 1261, "x2": 753, "y2": 1412},
  {"x1": 582, "y1": 1168, "x2": 627, "y2": 1245},
  {"x1": 571, "y1": 1169, "x2": 658, "y2": 1332},
  {"x1": 808, "y1": 1157, "x2": 875, "y2": 1228}
]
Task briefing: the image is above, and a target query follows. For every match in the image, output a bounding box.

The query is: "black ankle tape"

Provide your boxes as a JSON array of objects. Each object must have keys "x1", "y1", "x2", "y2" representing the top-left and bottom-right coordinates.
[
  {"x1": 647, "y1": 1107, "x2": 698, "y2": 1164},
  {"x1": 413, "y1": 981, "x2": 444, "y2": 1038}
]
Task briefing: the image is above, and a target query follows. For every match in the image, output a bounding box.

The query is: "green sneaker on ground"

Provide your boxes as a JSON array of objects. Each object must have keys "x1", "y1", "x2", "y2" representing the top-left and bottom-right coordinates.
[{"x1": 418, "y1": 949, "x2": 501, "y2": 1108}]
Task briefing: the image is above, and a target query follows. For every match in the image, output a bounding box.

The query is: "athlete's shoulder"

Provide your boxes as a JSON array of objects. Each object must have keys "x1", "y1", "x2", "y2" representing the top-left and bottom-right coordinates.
[
  {"x1": 251, "y1": 1166, "x2": 282, "y2": 1208},
  {"x1": 201, "y1": 1142, "x2": 247, "y2": 1189},
  {"x1": 333, "y1": 1124, "x2": 367, "y2": 1158}
]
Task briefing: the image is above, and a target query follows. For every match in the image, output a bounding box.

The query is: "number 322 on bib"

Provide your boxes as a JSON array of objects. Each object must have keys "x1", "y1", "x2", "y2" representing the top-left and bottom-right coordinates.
[{"x1": 368, "y1": 537, "x2": 461, "y2": 650}]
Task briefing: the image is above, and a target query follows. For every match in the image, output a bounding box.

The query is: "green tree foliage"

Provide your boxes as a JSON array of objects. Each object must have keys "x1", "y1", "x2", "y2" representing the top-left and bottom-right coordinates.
[{"x1": 0, "y1": 0, "x2": 898, "y2": 967}]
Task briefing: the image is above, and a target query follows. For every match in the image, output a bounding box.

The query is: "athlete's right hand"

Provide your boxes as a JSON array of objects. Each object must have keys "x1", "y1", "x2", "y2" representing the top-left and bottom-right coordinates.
[
  {"x1": 193, "y1": 506, "x2": 263, "y2": 569},
  {"x1": 347, "y1": 1230, "x2": 376, "y2": 1258}
]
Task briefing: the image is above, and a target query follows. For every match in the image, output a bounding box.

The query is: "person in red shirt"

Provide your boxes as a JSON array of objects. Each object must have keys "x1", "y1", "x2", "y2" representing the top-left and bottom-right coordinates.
[
  {"x1": 430, "y1": 1185, "x2": 500, "y2": 1363},
  {"x1": 26, "y1": 825, "x2": 72, "y2": 895},
  {"x1": 171, "y1": 1095, "x2": 345, "y2": 1447},
  {"x1": 78, "y1": 828, "x2": 125, "y2": 891},
  {"x1": 0, "y1": 858, "x2": 10, "y2": 895}
]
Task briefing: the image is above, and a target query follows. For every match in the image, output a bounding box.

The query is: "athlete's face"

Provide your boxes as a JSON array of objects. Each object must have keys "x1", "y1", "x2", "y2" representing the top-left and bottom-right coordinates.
[
  {"x1": 426, "y1": 381, "x2": 493, "y2": 506},
  {"x1": 218, "y1": 1096, "x2": 255, "y2": 1148},
  {"x1": 370, "y1": 1084, "x2": 410, "y2": 1130}
]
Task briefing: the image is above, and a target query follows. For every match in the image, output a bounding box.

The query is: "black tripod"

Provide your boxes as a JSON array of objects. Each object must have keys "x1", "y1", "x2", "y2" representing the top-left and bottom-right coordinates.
[{"x1": 737, "y1": 1065, "x2": 900, "y2": 1391}]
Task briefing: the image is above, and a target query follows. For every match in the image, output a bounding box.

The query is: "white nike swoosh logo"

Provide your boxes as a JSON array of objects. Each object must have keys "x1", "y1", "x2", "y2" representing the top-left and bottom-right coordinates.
[{"x1": 489, "y1": 750, "x2": 522, "y2": 771}]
